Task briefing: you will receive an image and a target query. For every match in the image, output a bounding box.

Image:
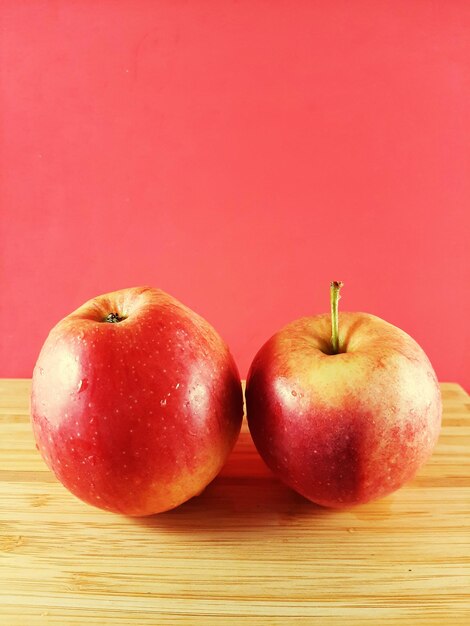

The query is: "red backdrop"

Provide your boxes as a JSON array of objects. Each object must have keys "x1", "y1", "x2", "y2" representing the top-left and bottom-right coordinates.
[{"x1": 1, "y1": 1, "x2": 469, "y2": 389}]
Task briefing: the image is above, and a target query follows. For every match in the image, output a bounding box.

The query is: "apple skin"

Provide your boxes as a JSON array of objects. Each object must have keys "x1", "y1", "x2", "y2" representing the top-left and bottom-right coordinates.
[
  {"x1": 31, "y1": 287, "x2": 243, "y2": 516},
  {"x1": 246, "y1": 312, "x2": 442, "y2": 508}
]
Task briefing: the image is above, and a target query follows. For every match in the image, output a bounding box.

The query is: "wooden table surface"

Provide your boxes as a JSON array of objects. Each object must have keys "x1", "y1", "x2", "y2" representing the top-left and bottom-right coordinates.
[{"x1": 1, "y1": 379, "x2": 469, "y2": 625}]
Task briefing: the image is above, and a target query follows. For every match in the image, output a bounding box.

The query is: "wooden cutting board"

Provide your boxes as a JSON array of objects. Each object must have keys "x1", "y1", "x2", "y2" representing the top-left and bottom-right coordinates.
[{"x1": 1, "y1": 379, "x2": 469, "y2": 625}]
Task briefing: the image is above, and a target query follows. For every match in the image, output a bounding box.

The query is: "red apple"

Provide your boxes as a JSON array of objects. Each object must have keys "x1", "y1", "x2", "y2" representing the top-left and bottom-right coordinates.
[
  {"x1": 31, "y1": 286, "x2": 243, "y2": 516},
  {"x1": 246, "y1": 282, "x2": 442, "y2": 508}
]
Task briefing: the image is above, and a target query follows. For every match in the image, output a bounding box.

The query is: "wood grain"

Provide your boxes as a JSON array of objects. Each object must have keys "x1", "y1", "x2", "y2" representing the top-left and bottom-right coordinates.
[{"x1": 0, "y1": 379, "x2": 469, "y2": 625}]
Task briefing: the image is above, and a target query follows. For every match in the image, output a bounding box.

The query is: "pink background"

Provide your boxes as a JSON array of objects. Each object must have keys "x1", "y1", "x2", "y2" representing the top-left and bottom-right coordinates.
[{"x1": 1, "y1": 1, "x2": 469, "y2": 389}]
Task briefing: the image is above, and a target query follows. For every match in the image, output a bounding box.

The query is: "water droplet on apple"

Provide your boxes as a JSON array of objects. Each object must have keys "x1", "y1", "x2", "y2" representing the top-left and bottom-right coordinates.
[
  {"x1": 160, "y1": 399, "x2": 167, "y2": 406},
  {"x1": 77, "y1": 379, "x2": 88, "y2": 393},
  {"x1": 291, "y1": 390, "x2": 297, "y2": 396}
]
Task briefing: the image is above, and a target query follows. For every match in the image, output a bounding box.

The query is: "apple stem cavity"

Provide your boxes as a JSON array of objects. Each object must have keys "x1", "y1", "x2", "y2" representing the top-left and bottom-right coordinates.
[
  {"x1": 104, "y1": 313, "x2": 125, "y2": 323},
  {"x1": 330, "y1": 281, "x2": 344, "y2": 354}
]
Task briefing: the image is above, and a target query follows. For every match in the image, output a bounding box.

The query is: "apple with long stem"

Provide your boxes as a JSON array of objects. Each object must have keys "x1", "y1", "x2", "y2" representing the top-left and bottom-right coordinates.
[
  {"x1": 246, "y1": 282, "x2": 442, "y2": 508},
  {"x1": 31, "y1": 287, "x2": 243, "y2": 516}
]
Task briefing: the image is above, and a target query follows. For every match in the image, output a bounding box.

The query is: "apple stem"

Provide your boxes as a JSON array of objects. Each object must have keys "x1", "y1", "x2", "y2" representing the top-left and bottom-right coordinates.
[
  {"x1": 104, "y1": 313, "x2": 125, "y2": 323},
  {"x1": 330, "y1": 281, "x2": 344, "y2": 354}
]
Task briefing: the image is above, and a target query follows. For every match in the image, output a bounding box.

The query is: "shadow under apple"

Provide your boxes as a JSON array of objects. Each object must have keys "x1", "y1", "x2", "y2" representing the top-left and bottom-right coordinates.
[{"x1": 129, "y1": 429, "x2": 370, "y2": 534}]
